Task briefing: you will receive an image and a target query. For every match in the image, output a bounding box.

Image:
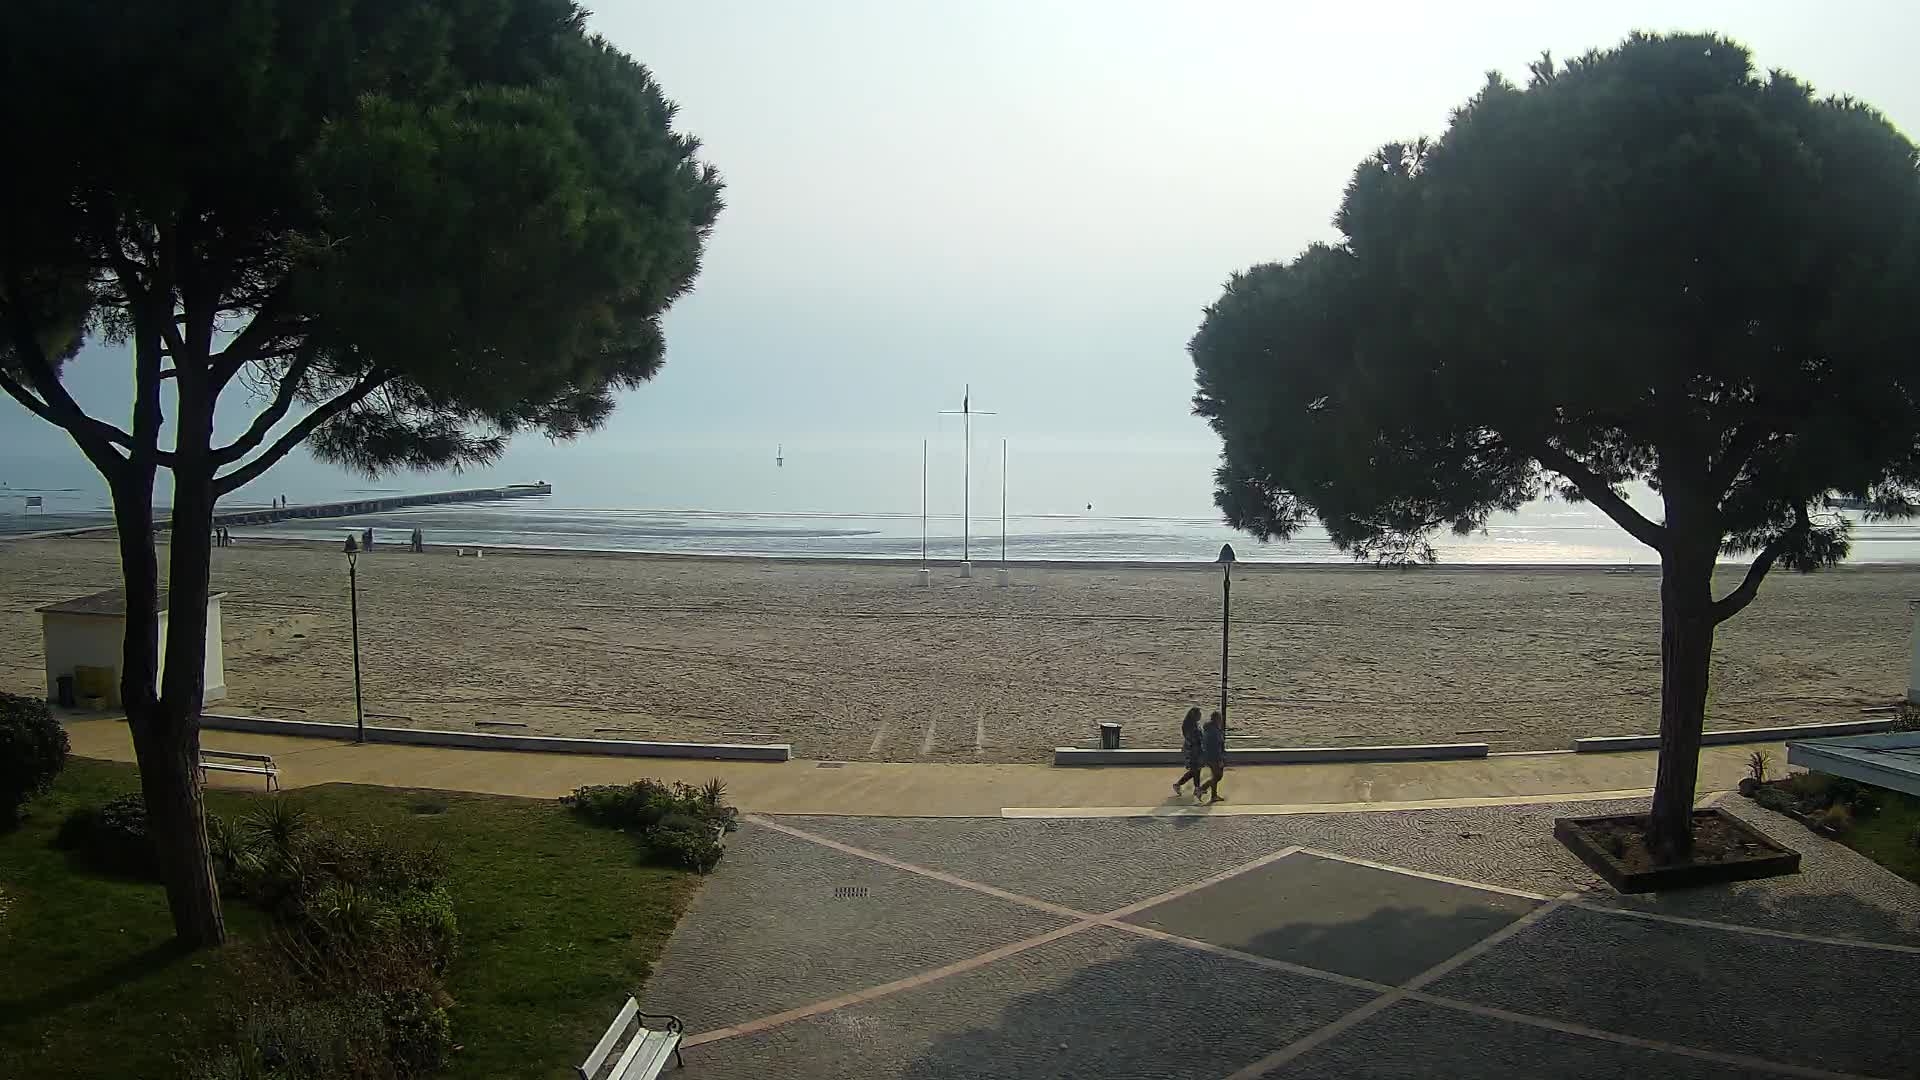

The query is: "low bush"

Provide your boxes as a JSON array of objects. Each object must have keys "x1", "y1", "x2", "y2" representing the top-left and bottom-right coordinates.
[
  {"x1": 188, "y1": 991, "x2": 420, "y2": 1080},
  {"x1": 172, "y1": 796, "x2": 462, "y2": 1079},
  {"x1": 1813, "y1": 802, "x2": 1854, "y2": 835},
  {"x1": 55, "y1": 793, "x2": 164, "y2": 877},
  {"x1": 1750, "y1": 784, "x2": 1800, "y2": 817},
  {"x1": 0, "y1": 692, "x2": 68, "y2": 826},
  {"x1": 562, "y1": 777, "x2": 737, "y2": 872}
]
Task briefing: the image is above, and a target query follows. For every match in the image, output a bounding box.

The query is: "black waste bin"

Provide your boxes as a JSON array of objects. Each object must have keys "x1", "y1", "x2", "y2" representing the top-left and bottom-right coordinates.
[
  {"x1": 1098, "y1": 722, "x2": 1121, "y2": 750},
  {"x1": 56, "y1": 675, "x2": 76, "y2": 707}
]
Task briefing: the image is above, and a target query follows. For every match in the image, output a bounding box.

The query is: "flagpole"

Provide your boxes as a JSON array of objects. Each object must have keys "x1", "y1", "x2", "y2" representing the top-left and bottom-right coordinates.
[{"x1": 963, "y1": 385, "x2": 970, "y2": 566}]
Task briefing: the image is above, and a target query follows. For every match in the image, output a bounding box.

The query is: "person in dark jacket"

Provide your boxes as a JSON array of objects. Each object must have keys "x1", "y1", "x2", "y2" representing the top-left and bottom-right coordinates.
[
  {"x1": 1196, "y1": 711, "x2": 1227, "y2": 803},
  {"x1": 1172, "y1": 708, "x2": 1204, "y2": 796}
]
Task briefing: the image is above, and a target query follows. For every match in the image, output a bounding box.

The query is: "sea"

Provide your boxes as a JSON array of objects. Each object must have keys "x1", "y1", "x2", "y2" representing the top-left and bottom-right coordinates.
[{"x1": 7, "y1": 440, "x2": 1920, "y2": 565}]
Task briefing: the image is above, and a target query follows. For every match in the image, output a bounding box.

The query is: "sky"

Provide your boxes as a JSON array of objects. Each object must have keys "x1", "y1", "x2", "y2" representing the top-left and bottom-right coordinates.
[{"x1": 5, "y1": 1, "x2": 1918, "y2": 499}]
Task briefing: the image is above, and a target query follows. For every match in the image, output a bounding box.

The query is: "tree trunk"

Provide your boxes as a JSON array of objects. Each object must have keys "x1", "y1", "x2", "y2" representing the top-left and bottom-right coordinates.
[
  {"x1": 148, "y1": 386, "x2": 226, "y2": 948},
  {"x1": 1647, "y1": 539, "x2": 1717, "y2": 860}
]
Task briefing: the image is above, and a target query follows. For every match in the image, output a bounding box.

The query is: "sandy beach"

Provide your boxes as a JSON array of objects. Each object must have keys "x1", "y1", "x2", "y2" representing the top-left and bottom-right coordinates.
[{"x1": 1, "y1": 536, "x2": 1912, "y2": 762}]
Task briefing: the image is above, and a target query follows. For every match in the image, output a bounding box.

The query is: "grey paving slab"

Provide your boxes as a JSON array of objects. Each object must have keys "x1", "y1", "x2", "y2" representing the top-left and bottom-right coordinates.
[
  {"x1": 1427, "y1": 905, "x2": 1920, "y2": 1078},
  {"x1": 780, "y1": 799, "x2": 1642, "y2": 912},
  {"x1": 1123, "y1": 853, "x2": 1539, "y2": 984},
  {"x1": 1580, "y1": 796, "x2": 1920, "y2": 947},
  {"x1": 643, "y1": 822, "x2": 1070, "y2": 1031},
  {"x1": 1265, "y1": 998, "x2": 1767, "y2": 1080},
  {"x1": 678, "y1": 925, "x2": 1380, "y2": 1080}
]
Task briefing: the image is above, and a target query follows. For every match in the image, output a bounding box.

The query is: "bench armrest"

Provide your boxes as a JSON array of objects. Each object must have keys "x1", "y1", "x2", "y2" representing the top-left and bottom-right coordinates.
[{"x1": 635, "y1": 1011, "x2": 684, "y2": 1035}]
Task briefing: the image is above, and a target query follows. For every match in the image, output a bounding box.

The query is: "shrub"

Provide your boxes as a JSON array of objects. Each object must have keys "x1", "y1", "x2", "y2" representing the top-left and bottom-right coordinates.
[
  {"x1": 1746, "y1": 750, "x2": 1772, "y2": 785},
  {"x1": 1751, "y1": 785, "x2": 1800, "y2": 817},
  {"x1": 189, "y1": 993, "x2": 387, "y2": 1080},
  {"x1": 0, "y1": 692, "x2": 68, "y2": 826},
  {"x1": 562, "y1": 777, "x2": 737, "y2": 872},
  {"x1": 55, "y1": 793, "x2": 159, "y2": 877},
  {"x1": 1812, "y1": 802, "x2": 1854, "y2": 835},
  {"x1": 1785, "y1": 770, "x2": 1832, "y2": 802},
  {"x1": 376, "y1": 886, "x2": 461, "y2": 974},
  {"x1": 650, "y1": 823, "x2": 725, "y2": 872},
  {"x1": 378, "y1": 986, "x2": 454, "y2": 1075}
]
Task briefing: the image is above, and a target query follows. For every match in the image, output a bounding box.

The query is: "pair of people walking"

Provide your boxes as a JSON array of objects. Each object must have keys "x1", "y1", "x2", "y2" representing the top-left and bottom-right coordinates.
[{"x1": 1173, "y1": 707, "x2": 1226, "y2": 803}]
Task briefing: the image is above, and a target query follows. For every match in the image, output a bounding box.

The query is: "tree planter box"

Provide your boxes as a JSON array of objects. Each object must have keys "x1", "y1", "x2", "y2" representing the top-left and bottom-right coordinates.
[{"x1": 1554, "y1": 808, "x2": 1801, "y2": 893}]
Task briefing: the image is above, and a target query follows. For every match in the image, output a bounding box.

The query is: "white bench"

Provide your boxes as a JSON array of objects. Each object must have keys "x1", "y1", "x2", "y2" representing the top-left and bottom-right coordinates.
[
  {"x1": 578, "y1": 996, "x2": 683, "y2": 1080},
  {"x1": 199, "y1": 749, "x2": 280, "y2": 791}
]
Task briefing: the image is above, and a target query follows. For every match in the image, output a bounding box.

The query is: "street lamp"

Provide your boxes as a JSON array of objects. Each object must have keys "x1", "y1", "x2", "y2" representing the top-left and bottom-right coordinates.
[
  {"x1": 1217, "y1": 543, "x2": 1236, "y2": 730},
  {"x1": 343, "y1": 534, "x2": 365, "y2": 744}
]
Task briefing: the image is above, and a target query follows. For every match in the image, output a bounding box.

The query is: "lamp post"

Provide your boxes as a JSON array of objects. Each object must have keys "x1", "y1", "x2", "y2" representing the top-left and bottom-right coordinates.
[
  {"x1": 1217, "y1": 543, "x2": 1236, "y2": 730},
  {"x1": 343, "y1": 534, "x2": 365, "y2": 744}
]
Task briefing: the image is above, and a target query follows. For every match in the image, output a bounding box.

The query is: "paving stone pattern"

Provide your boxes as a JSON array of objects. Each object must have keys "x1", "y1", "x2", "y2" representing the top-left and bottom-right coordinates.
[
  {"x1": 645, "y1": 799, "x2": 1920, "y2": 1079},
  {"x1": 1264, "y1": 1000, "x2": 1765, "y2": 1080},
  {"x1": 1427, "y1": 905, "x2": 1920, "y2": 1079},
  {"x1": 641, "y1": 823, "x2": 1070, "y2": 1030},
  {"x1": 1124, "y1": 854, "x2": 1540, "y2": 984},
  {"x1": 677, "y1": 927, "x2": 1377, "y2": 1080}
]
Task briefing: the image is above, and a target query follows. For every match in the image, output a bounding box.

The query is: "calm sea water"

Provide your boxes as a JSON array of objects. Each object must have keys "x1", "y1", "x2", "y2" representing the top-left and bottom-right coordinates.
[{"x1": 7, "y1": 441, "x2": 1920, "y2": 564}]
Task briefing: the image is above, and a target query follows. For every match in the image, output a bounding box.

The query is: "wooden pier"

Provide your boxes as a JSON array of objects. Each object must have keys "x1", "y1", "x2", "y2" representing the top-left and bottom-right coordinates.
[{"x1": 213, "y1": 482, "x2": 552, "y2": 527}]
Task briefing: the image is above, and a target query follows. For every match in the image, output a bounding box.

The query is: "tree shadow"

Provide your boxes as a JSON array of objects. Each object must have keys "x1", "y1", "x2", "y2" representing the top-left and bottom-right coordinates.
[
  {"x1": 890, "y1": 904, "x2": 1496, "y2": 1080},
  {"x1": 2, "y1": 938, "x2": 193, "y2": 1027}
]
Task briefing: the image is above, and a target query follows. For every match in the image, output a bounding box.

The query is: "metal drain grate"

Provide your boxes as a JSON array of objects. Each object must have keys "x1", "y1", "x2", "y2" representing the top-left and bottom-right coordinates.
[
  {"x1": 816, "y1": 761, "x2": 848, "y2": 769},
  {"x1": 832, "y1": 886, "x2": 870, "y2": 899}
]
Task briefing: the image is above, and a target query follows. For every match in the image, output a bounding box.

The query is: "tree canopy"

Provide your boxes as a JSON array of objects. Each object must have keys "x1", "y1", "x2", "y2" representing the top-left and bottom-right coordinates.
[
  {"x1": 1190, "y1": 32, "x2": 1920, "y2": 855},
  {"x1": 1, "y1": 0, "x2": 723, "y2": 486},
  {"x1": 1194, "y1": 33, "x2": 1920, "y2": 573},
  {"x1": 0, "y1": 0, "x2": 722, "y2": 945}
]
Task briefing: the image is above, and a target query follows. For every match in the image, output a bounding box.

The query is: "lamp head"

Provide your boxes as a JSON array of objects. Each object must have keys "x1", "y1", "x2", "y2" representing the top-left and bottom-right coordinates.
[{"x1": 1216, "y1": 543, "x2": 1236, "y2": 565}]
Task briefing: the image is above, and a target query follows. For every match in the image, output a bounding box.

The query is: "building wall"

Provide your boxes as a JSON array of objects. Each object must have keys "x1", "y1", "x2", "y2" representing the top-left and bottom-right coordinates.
[{"x1": 42, "y1": 598, "x2": 227, "y2": 705}]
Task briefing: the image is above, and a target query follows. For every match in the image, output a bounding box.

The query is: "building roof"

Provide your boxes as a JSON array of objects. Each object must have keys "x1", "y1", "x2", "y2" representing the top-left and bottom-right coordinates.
[
  {"x1": 37, "y1": 588, "x2": 228, "y2": 617},
  {"x1": 1787, "y1": 731, "x2": 1920, "y2": 798}
]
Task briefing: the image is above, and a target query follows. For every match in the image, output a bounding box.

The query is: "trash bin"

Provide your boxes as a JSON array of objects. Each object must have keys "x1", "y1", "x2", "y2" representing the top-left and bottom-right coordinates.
[
  {"x1": 1098, "y1": 722, "x2": 1122, "y2": 750},
  {"x1": 56, "y1": 674, "x2": 75, "y2": 708}
]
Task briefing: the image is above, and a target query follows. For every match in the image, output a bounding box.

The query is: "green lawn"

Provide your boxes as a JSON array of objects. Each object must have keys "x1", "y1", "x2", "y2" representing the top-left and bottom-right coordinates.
[
  {"x1": 0, "y1": 759, "x2": 700, "y2": 1079},
  {"x1": 1838, "y1": 786, "x2": 1920, "y2": 886}
]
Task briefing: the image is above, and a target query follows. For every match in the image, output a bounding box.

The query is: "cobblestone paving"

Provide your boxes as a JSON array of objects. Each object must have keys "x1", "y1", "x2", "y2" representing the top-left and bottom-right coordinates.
[{"x1": 643, "y1": 799, "x2": 1920, "y2": 1078}]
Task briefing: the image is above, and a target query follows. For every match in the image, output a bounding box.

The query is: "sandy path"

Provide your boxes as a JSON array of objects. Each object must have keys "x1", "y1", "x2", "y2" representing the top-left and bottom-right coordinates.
[{"x1": 1, "y1": 537, "x2": 1911, "y2": 762}]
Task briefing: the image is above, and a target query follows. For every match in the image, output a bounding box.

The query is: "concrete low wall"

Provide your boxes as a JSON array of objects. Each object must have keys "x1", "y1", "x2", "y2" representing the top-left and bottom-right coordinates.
[
  {"x1": 201, "y1": 713, "x2": 791, "y2": 762},
  {"x1": 1572, "y1": 718, "x2": 1894, "y2": 753},
  {"x1": 1053, "y1": 743, "x2": 1489, "y2": 767}
]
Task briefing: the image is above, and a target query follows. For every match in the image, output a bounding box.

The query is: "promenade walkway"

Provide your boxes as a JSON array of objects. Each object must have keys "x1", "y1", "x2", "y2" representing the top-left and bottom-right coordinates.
[
  {"x1": 64, "y1": 717, "x2": 1770, "y2": 817},
  {"x1": 60, "y1": 718, "x2": 1920, "y2": 1077}
]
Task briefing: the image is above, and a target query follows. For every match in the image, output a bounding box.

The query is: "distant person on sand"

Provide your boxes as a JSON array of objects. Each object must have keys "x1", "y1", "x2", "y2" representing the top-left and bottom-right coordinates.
[
  {"x1": 1172, "y1": 708, "x2": 1204, "y2": 797},
  {"x1": 1196, "y1": 710, "x2": 1226, "y2": 803}
]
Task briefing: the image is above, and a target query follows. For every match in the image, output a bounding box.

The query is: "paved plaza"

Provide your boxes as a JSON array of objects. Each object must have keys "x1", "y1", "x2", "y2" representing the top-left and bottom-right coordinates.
[{"x1": 645, "y1": 797, "x2": 1920, "y2": 1079}]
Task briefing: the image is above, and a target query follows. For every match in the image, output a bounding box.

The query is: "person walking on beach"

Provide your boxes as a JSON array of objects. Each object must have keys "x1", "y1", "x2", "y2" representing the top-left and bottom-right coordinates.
[
  {"x1": 1196, "y1": 710, "x2": 1227, "y2": 803},
  {"x1": 1172, "y1": 708, "x2": 1204, "y2": 796}
]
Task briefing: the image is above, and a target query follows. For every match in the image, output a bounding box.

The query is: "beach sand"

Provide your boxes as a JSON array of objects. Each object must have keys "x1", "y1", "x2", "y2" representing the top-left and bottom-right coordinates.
[{"x1": 1, "y1": 536, "x2": 1912, "y2": 762}]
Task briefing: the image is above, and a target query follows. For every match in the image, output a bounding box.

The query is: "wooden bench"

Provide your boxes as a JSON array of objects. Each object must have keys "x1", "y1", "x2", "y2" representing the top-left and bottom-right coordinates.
[
  {"x1": 198, "y1": 749, "x2": 280, "y2": 791},
  {"x1": 578, "y1": 996, "x2": 683, "y2": 1080}
]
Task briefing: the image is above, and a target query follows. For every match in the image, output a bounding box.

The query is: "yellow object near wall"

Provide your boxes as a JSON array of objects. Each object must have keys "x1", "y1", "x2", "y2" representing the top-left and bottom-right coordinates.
[{"x1": 73, "y1": 665, "x2": 116, "y2": 707}]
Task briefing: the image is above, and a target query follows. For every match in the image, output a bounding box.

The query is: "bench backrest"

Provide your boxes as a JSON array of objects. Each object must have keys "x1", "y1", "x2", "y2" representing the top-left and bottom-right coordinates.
[
  {"x1": 202, "y1": 749, "x2": 275, "y2": 765},
  {"x1": 578, "y1": 996, "x2": 639, "y2": 1080}
]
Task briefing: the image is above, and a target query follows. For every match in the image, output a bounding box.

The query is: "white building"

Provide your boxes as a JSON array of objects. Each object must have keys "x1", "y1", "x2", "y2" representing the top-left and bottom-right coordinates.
[{"x1": 38, "y1": 588, "x2": 227, "y2": 707}]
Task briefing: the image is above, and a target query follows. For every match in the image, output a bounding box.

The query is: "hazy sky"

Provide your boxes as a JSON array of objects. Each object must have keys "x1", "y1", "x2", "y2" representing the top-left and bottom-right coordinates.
[{"x1": 6, "y1": 1, "x2": 1918, "y2": 476}]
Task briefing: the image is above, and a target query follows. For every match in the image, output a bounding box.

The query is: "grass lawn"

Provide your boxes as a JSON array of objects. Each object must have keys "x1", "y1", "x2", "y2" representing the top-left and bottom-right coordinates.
[
  {"x1": 0, "y1": 758, "x2": 700, "y2": 1079},
  {"x1": 1837, "y1": 786, "x2": 1920, "y2": 886}
]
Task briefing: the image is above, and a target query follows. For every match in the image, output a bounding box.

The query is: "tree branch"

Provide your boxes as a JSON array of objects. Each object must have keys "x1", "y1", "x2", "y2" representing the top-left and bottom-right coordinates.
[
  {"x1": 211, "y1": 348, "x2": 315, "y2": 465},
  {"x1": 213, "y1": 371, "x2": 391, "y2": 496},
  {"x1": 1711, "y1": 516, "x2": 1805, "y2": 625},
  {"x1": 1530, "y1": 441, "x2": 1667, "y2": 551},
  {"x1": 1708, "y1": 423, "x2": 1766, "y2": 494},
  {"x1": 208, "y1": 283, "x2": 294, "y2": 388},
  {"x1": 0, "y1": 285, "x2": 135, "y2": 475}
]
